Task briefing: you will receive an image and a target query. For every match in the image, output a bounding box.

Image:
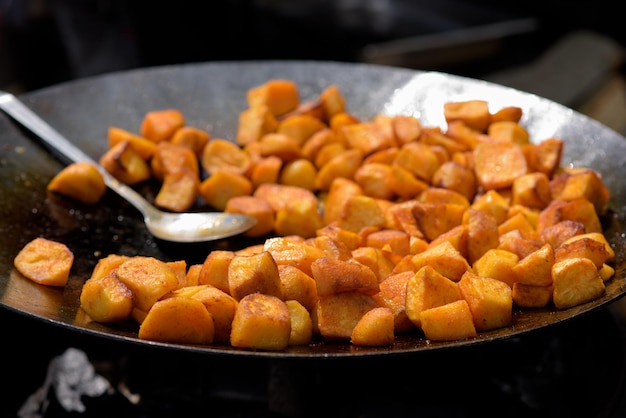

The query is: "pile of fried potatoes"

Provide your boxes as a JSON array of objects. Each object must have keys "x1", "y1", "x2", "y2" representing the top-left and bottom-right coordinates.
[{"x1": 28, "y1": 79, "x2": 617, "y2": 351}]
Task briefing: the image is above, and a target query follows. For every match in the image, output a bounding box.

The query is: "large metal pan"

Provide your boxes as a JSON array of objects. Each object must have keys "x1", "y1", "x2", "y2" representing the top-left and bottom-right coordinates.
[{"x1": 1, "y1": 61, "x2": 625, "y2": 358}]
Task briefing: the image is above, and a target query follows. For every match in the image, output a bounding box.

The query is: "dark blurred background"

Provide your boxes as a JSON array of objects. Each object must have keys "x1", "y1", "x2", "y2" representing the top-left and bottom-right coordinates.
[{"x1": 1, "y1": 0, "x2": 625, "y2": 134}]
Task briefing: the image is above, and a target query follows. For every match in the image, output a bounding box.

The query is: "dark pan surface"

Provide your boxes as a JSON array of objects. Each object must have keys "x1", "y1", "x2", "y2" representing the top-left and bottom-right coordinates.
[{"x1": 1, "y1": 60, "x2": 625, "y2": 358}]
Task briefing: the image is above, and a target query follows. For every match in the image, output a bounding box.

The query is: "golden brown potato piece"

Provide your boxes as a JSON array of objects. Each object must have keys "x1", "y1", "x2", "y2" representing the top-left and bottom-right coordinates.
[
  {"x1": 312, "y1": 292, "x2": 379, "y2": 340},
  {"x1": 511, "y1": 172, "x2": 551, "y2": 210},
  {"x1": 274, "y1": 196, "x2": 324, "y2": 238},
  {"x1": 198, "y1": 169, "x2": 253, "y2": 211},
  {"x1": 263, "y1": 236, "x2": 325, "y2": 277},
  {"x1": 230, "y1": 293, "x2": 291, "y2": 351},
  {"x1": 465, "y1": 208, "x2": 500, "y2": 265},
  {"x1": 511, "y1": 243, "x2": 554, "y2": 287},
  {"x1": 419, "y1": 300, "x2": 477, "y2": 341},
  {"x1": 556, "y1": 169, "x2": 610, "y2": 215},
  {"x1": 115, "y1": 256, "x2": 179, "y2": 312},
  {"x1": 150, "y1": 141, "x2": 199, "y2": 181},
  {"x1": 315, "y1": 148, "x2": 364, "y2": 192},
  {"x1": 80, "y1": 272, "x2": 134, "y2": 323},
  {"x1": 412, "y1": 202, "x2": 466, "y2": 242},
  {"x1": 473, "y1": 141, "x2": 527, "y2": 190},
  {"x1": 552, "y1": 257, "x2": 605, "y2": 309},
  {"x1": 458, "y1": 270, "x2": 513, "y2": 331},
  {"x1": 285, "y1": 299, "x2": 313, "y2": 346},
  {"x1": 319, "y1": 84, "x2": 346, "y2": 121},
  {"x1": 372, "y1": 271, "x2": 415, "y2": 332},
  {"x1": 336, "y1": 195, "x2": 387, "y2": 234},
  {"x1": 278, "y1": 264, "x2": 319, "y2": 312},
  {"x1": 350, "y1": 307, "x2": 395, "y2": 347},
  {"x1": 310, "y1": 256, "x2": 380, "y2": 296},
  {"x1": 411, "y1": 241, "x2": 470, "y2": 282},
  {"x1": 554, "y1": 236, "x2": 610, "y2": 269},
  {"x1": 353, "y1": 162, "x2": 395, "y2": 200},
  {"x1": 224, "y1": 195, "x2": 274, "y2": 238},
  {"x1": 392, "y1": 142, "x2": 440, "y2": 183},
  {"x1": 472, "y1": 248, "x2": 519, "y2": 288},
  {"x1": 108, "y1": 126, "x2": 157, "y2": 160},
  {"x1": 405, "y1": 265, "x2": 462, "y2": 329},
  {"x1": 277, "y1": 114, "x2": 327, "y2": 146},
  {"x1": 198, "y1": 250, "x2": 235, "y2": 294},
  {"x1": 89, "y1": 254, "x2": 129, "y2": 281},
  {"x1": 154, "y1": 169, "x2": 199, "y2": 212},
  {"x1": 140, "y1": 109, "x2": 185, "y2": 143},
  {"x1": 236, "y1": 104, "x2": 279, "y2": 146},
  {"x1": 279, "y1": 158, "x2": 318, "y2": 191},
  {"x1": 247, "y1": 79, "x2": 300, "y2": 117},
  {"x1": 443, "y1": 100, "x2": 491, "y2": 132},
  {"x1": 14, "y1": 237, "x2": 74, "y2": 287},
  {"x1": 228, "y1": 251, "x2": 283, "y2": 301},
  {"x1": 99, "y1": 140, "x2": 152, "y2": 185},
  {"x1": 431, "y1": 161, "x2": 477, "y2": 202},
  {"x1": 170, "y1": 126, "x2": 210, "y2": 157},
  {"x1": 511, "y1": 282, "x2": 553, "y2": 308},
  {"x1": 487, "y1": 120, "x2": 529, "y2": 144},
  {"x1": 47, "y1": 162, "x2": 107, "y2": 204},
  {"x1": 138, "y1": 297, "x2": 214, "y2": 344},
  {"x1": 201, "y1": 138, "x2": 252, "y2": 176}
]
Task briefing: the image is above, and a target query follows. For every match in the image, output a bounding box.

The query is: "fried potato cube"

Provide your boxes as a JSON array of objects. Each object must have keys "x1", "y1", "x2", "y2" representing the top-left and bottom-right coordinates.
[
  {"x1": 405, "y1": 265, "x2": 463, "y2": 329},
  {"x1": 251, "y1": 155, "x2": 282, "y2": 187},
  {"x1": 540, "y1": 220, "x2": 585, "y2": 249},
  {"x1": 473, "y1": 141, "x2": 528, "y2": 190},
  {"x1": 47, "y1": 162, "x2": 107, "y2": 204},
  {"x1": 554, "y1": 236, "x2": 610, "y2": 268},
  {"x1": 511, "y1": 282, "x2": 553, "y2": 308},
  {"x1": 336, "y1": 195, "x2": 387, "y2": 233},
  {"x1": 90, "y1": 254, "x2": 129, "y2": 281},
  {"x1": 558, "y1": 198, "x2": 603, "y2": 233},
  {"x1": 431, "y1": 161, "x2": 478, "y2": 202},
  {"x1": 497, "y1": 212, "x2": 537, "y2": 238},
  {"x1": 314, "y1": 142, "x2": 347, "y2": 169},
  {"x1": 465, "y1": 208, "x2": 500, "y2": 265},
  {"x1": 259, "y1": 132, "x2": 301, "y2": 162},
  {"x1": 411, "y1": 241, "x2": 471, "y2": 282},
  {"x1": 312, "y1": 292, "x2": 379, "y2": 340},
  {"x1": 511, "y1": 172, "x2": 551, "y2": 210},
  {"x1": 564, "y1": 232, "x2": 615, "y2": 262},
  {"x1": 79, "y1": 272, "x2": 133, "y2": 322},
  {"x1": 277, "y1": 114, "x2": 327, "y2": 146},
  {"x1": 365, "y1": 229, "x2": 410, "y2": 256},
  {"x1": 341, "y1": 121, "x2": 392, "y2": 156},
  {"x1": 420, "y1": 126, "x2": 468, "y2": 154},
  {"x1": 353, "y1": 162, "x2": 395, "y2": 200},
  {"x1": 420, "y1": 300, "x2": 477, "y2": 341},
  {"x1": 316, "y1": 223, "x2": 362, "y2": 252},
  {"x1": 154, "y1": 169, "x2": 199, "y2": 212},
  {"x1": 350, "y1": 307, "x2": 395, "y2": 347},
  {"x1": 201, "y1": 138, "x2": 252, "y2": 176},
  {"x1": 458, "y1": 270, "x2": 513, "y2": 331},
  {"x1": 315, "y1": 148, "x2": 364, "y2": 192},
  {"x1": 472, "y1": 248, "x2": 519, "y2": 288},
  {"x1": 557, "y1": 169, "x2": 610, "y2": 215},
  {"x1": 263, "y1": 236, "x2": 326, "y2": 277},
  {"x1": 428, "y1": 224, "x2": 469, "y2": 259},
  {"x1": 372, "y1": 271, "x2": 415, "y2": 332},
  {"x1": 497, "y1": 229, "x2": 543, "y2": 260},
  {"x1": 14, "y1": 237, "x2": 74, "y2": 287},
  {"x1": 307, "y1": 234, "x2": 352, "y2": 261},
  {"x1": 107, "y1": 126, "x2": 157, "y2": 160},
  {"x1": 247, "y1": 79, "x2": 300, "y2": 117},
  {"x1": 140, "y1": 108, "x2": 185, "y2": 143},
  {"x1": 470, "y1": 189, "x2": 510, "y2": 225},
  {"x1": 230, "y1": 293, "x2": 291, "y2": 350},
  {"x1": 228, "y1": 251, "x2": 283, "y2": 301},
  {"x1": 319, "y1": 84, "x2": 346, "y2": 121},
  {"x1": 170, "y1": 126, "x2": 210, "y2": 157},
  {"x1": 385, "y1": 200, "x2": 424, "y2": 238},
  {"x1": 253, "y1": 182, "x2": 318, "y2": 213},
  {"x1": 186, "y1": 264, "x2": 202, "y2": 287},
  {"x1": 236, "y1": 104, "x2": 279, "y2": 145},
  {"x1": 285, "y1": 299, "x2": 313, "y2": 346},
  {"x1": 412, "y1": 203, "x2": 466, "y2": 242},
  {"x1": 99, "y1": 140, "x2": 152, "y2": 185},
  {"x1": 199, "y1": 169, "x2": 253, "y2": 211},
  {"x1": 115, "y1": 256, "x2": 179, "y2": 312},
  {"x1": 311, "y1": 256, "x2": 379, "y2": 296},
  {"x1": 487, "y1": 120, "x2": 529, "y2": 144},
  {"x1": 167, "y1": 284, "x2": 238, "y2": 342},
  {"x1": 300, "y1": 128, "x2": 339, "y2": 161},
  {"x1": 511, "y1": 243, "x2": 554, "y2": 287},
  {"x1": 278, "y1": 264, "x2": 319, "y2": 312},
  {"x1": 552, "y1": 257, "x2": 605, "y2": 309},
  {"x1": 274, "y1": 197, "x2": 324, "y2": 239},
  {"x1": 443, "y1": 99, "x2": 491, "y2": 132},
  {"x1": 350, "y1": 246, "x2": 398, "y2": 283},
  {"x1": 165, "y1": 259, "x2": 188, "y2": 289},
  {"x1": 150, "y1": 142, "x2": 199, "y2": 181},
  {"x1": 389, "y1": 165, "x2": 429, "y2": 200},
  {"x1": 279, "y1": 158, "x2": 318, "y2": 191},
  {"x1": 599, "y1": 263, "x2": 616, "y2": 282},
  {"x1": 138, "y1": 297, "x2": 214, "y2": 344},
  {"x1": 322, "y1": 177, "x2": 364, "y2": 225},
  {"x1": 490, "y1": 106, "x2": 523, "y2": 123},
  {"x1": 198, "y1": 250, "x2": 235, "y2": 294},
  {"x1": 526, "y1": 137, "x2": 563, "y2": 177},
  {"x1": 225, "y1": 195, "x2": 274, "y2": 238},
  {"x1": 392, "y1": 142, "x2": 440, "y2": 183}
]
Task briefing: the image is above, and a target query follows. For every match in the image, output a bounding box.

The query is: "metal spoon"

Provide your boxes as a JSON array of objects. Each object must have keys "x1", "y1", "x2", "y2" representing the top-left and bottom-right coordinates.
[{"x1": 0, "y1": 90, "x2": 256, "y2": 243}]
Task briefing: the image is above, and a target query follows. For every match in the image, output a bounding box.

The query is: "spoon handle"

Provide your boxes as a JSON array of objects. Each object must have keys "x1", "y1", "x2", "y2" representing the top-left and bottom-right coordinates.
[{"x1": 0, "y1": 91, "x2": 153, "y2": 218}]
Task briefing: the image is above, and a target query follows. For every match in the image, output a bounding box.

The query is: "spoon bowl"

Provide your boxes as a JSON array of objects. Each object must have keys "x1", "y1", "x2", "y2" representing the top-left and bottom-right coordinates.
[{"x1": 0, "y1": 90, "x2": 256, "y2": 243}]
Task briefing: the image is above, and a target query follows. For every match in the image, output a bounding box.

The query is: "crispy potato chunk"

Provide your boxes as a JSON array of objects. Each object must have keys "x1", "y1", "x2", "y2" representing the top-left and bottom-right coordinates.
[
  {"x1": 472, "y1": 248, "x2": 519, "y2": 288},
  {"x1": 420, "y1": 300, "x2": 478, "y2": 341},
  {"x1": 312, "y1": 292, "x2": 379, "y2": 340},
  {"x1": 405, "y1": 265, "x2": 462, "y2": 329},
  {"x1": 99, "y1": 140, "x2": 151, "y2": 185},
  {"x1": 285, "y1": 300, "x2": 313, "y2": 346},
  {"x1": 473, "y1": 141, "x2": 527, "y2": 190},
  {"x1": 311, "y1": 256, "x2": 380, "y2": 296},
  {"x1": 47, "y1": 162, "x2": 107, "y2": 204},
  {"x1": 552, "y1": 257, "x2": 605, "y2": 309},
  {"x1": 154, "y1": 169, "x2": 199, "y2": 212},
  {"x1": 512, "y1": 243, "x2": 554, "y2": 287},
  {"x1": 201, "y1": 138, "x2": 252, "y2": 176},
  {"x1": 115, "y1": 256, "x2": 179, "y2": 312},
  {"x1": 225, "y1": 195, "x2": 274, "y2": 238},
  {"x1": 263, "y1": 236, "x2": 325, "y2": 277},
  {"x1": 228, "y1": 251, "x2": 283, "y2": 301},
  {"x1": 411, "y1": 241, "x2": 470, "y2": 282},
  {"x1": 230, "y1": 293, "x2": 291, "y2": 351},
  {"x1": 246, "y1": 79, "x2": 300, "y2": 117},
  {"x1": 199, "y1": 169, "x2": 252, "y2": 211},
  {"x1": 278, "y1": 265, "x2": 319, "y2": 312},
  {"x1": 108, "y1": 126, "x2": 156, "y2": 160},
  {"x1": 458, "y1": 271, "x2": 513, "y2": 331},
  {"x1": 350, "y1": 307, "x2": 395, "y2": 347},
  {"x1": 14, "y1": 237, "x2": 74, "y2": 287},
  {"x1": 373, "y1": 271, "x2": 415, "y2": 332},
  {"x1": 80, "y1": 272, "x2": 134, "y2": 323},
  {"x1": 138, "y1": 297, "x2": 214, "y2": 344},
  {"x1": 511, "y1": 282, "x2": 553, "y2": 308},
  {"x1": 140, "y1": 108, "x2": 185, "y2": 143}
]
